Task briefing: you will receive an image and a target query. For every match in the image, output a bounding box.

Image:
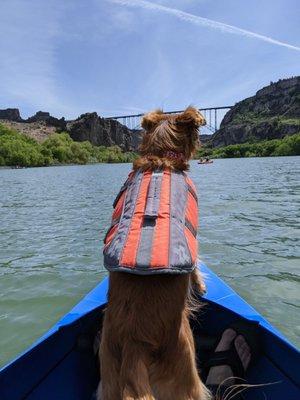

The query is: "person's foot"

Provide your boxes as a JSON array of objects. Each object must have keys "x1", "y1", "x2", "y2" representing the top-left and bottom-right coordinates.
[{"x1": 205, "y1": 328, "x2": 251, "y2": 387}]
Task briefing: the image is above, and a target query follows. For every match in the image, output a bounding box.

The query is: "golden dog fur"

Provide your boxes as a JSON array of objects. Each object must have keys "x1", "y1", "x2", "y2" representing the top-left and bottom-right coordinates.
[{"x1": 99, "y1": 107, "x2": 210, "y2": 400}]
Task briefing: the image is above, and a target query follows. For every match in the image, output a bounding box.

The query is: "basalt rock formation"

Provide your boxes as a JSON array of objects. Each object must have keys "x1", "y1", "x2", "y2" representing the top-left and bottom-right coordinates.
[
  {"x1": 211, "y1": 76, "x2": 300, "y2": 147},
  {"x1": 0, "y1": 108, "x2": 23, "y2": 122},
  {"x1": 66, "y1": 112, "x2": 141, "y2": 151},
  {"x1": 27, "y1": 111, "x2": 66, "y2": 131},
  {"x1": 0, "y1": 108, "x2": 141, "y2": 151}
]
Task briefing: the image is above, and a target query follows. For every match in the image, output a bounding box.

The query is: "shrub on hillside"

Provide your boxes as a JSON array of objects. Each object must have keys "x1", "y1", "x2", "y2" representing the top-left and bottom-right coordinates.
[
  {"x1": 0, "y1": 125, "x2": 49, "y2": 167},
  {"x1": 0, "y1": 125, "x2": 137, "y2": 167}
]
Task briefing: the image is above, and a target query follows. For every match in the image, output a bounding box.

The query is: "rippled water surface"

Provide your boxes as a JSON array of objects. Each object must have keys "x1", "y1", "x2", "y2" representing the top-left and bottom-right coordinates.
[{"x1": 0, "y1": 157, "x2": 299, "y2": 366}]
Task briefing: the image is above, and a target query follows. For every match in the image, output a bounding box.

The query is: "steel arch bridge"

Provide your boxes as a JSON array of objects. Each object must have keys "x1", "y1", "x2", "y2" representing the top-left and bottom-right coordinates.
[{"x1": 107, "y1": 106, "x2": 232, "y2": 134}]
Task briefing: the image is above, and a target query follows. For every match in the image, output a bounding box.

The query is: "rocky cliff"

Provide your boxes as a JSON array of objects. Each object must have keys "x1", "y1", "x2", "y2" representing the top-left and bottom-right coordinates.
[
  {"x1": 67, "y1": 113, "x2": 141, "y2": 151},
  {"x1": 0, "y1": 108, "x2": 23, "y2": 122},
  {"x1": 211, "y1": 76, "x2": 300, "y2": 147},
  {"x1": 27, "y1": 111, "x2": 66, "y2": 131},
  {"x1": 0, "y1": 109, "x2": 141, "y2": 151}
]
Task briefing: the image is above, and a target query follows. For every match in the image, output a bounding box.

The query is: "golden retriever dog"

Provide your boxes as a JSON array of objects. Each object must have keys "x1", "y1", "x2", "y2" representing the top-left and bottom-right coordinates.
[{"x1": 98, "y1": 107, "x2": 210, "y2": 400}]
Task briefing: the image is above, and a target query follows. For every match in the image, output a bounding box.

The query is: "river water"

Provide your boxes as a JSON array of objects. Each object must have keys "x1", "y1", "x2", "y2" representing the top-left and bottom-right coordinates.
[{"x1": 0, "y1": 157, "x2": 299, "y2": 367}]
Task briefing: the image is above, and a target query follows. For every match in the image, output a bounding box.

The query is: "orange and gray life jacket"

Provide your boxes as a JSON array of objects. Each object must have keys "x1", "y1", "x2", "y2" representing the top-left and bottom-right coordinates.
[{"x1": 103, "y1": 169, "x2": 198, "y2": 275}]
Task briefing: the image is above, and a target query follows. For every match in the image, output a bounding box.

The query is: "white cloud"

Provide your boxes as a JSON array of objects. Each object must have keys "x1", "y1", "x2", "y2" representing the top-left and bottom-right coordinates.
[{"x1": 108, "y1": 0, "x2": 300, "y2": 52}]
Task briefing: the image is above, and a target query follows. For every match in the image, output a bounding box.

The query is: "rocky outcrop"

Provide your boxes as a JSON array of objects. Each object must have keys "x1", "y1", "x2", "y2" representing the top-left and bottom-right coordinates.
[
  {"x1": 66, "y1": 112, "x2": 141, "y2": 151},
  {"x1": 211, "y1": 77, "x2": 300, "y2": 147},
  {"x1": 26, "y1": 111, "x2": 66, "y2": 131},
  {"x1": 0, "y1": 108, "x2": 23, "y2": 122}
]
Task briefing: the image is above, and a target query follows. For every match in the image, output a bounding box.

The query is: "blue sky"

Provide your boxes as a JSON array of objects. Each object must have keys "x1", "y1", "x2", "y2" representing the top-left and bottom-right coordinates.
[{"x1": 0, "y1": 0, "x2": 299, "y2": 121}]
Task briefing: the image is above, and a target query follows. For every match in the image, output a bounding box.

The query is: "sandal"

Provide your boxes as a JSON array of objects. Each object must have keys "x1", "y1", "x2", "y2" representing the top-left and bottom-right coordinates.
[{"x1": 202, "y1": 320, "x2": 261, "y2": 396}]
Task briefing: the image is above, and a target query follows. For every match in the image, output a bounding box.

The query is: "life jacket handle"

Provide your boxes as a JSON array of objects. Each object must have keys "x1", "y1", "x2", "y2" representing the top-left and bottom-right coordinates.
[{"x1": 144, "y1": 171, "x2": 163, "y2": 219}]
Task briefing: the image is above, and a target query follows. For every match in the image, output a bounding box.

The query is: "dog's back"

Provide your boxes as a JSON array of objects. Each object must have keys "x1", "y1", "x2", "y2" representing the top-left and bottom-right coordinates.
[
  {"x1": 100, "y1": 272, "x2": 210, "y2": 400},
  {"x1": 104, "y1": 272, "x2": 189, "y2": 355}
]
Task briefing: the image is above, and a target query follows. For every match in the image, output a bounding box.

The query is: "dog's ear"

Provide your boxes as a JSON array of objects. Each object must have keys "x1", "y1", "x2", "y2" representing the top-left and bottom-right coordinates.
[
  {"x1": 175, "y1": 106, "x2": 206, "y2": 128},
  {"x1": 141, "y1": 109, "x2": 164, "y2": 131}
]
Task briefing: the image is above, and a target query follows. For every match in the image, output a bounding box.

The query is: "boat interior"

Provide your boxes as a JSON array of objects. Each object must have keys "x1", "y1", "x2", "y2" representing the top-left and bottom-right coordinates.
[{"x1": 1, "y1": 295, "x2": 299, "y2": 400}]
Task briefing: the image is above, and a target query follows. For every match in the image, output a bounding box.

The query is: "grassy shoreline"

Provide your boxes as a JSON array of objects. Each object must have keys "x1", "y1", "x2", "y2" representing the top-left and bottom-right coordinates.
[{"x1": 196, "y1": 133, "x2": 300, "y2": 159}]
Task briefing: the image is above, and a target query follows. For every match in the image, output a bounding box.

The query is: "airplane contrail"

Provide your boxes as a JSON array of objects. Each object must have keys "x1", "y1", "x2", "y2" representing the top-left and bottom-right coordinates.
[{"x1": 108, "y1": 0, "x2": 300, "y2": 52}]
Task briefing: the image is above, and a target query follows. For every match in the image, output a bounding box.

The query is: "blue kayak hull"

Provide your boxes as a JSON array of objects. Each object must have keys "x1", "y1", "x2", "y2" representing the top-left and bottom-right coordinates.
[{"x1": 0, "y1": 262, "x2": 299, "y2": 399}]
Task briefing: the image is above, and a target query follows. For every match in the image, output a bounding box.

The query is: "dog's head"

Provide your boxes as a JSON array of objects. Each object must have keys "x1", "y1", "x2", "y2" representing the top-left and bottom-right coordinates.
[{"x1": 134, "y1": 106, "x2": 206, "y2": 171}]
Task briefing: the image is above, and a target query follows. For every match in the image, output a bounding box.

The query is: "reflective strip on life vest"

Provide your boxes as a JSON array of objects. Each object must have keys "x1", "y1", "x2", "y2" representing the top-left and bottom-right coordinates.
[
  {"x1": 150, "y1": 170, "x2": 171, "y2": 268},
  {"x1": 111, "y1": 191, "x2": 126, "y2": 222},
  {"x1": 103, "y1": 171, "x2": 143, "y2": 269},
  {"x1": 185, "y1": 175, "x2": 197, "y2": 199},
  {"x1": 185, "y1": 219, "x2": 197, "y2": 238},
  {"x1": 185, "y1": 191, "x2": 198, "y2": 232},
  {"x1": 169, "y1": 171, "x2": 193, "y2": 269},
  {"x1": 120, "y1": 171, "x2": 152, "y2": 267},
  {"x1": 184, "y1": 227, "x2": 198, "y2": 263},
  {"x1": 112, "y1": 171, "x2": 134, "y2": 208}
]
